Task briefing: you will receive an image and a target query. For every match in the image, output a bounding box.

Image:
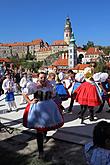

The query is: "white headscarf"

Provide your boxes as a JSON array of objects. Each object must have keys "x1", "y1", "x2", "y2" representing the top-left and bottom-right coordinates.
[
  {"x1": 100, "y1": 73, "x2": 109, "y2": 82},
  {"x1": 75, "y1": 73, "x2": 85, "y2": 82},
  {"x1": 58, "y1": 72, "x2": 64, "y2": 81},
  {"x1": 93, "y1": 72, "x2": 102, "y2": 82}
]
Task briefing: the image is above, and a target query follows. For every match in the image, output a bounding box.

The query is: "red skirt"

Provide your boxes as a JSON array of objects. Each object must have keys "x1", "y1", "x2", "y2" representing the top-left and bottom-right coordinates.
[{"x1": 74, "y1": 82, "x2": 101, "y2": 107}]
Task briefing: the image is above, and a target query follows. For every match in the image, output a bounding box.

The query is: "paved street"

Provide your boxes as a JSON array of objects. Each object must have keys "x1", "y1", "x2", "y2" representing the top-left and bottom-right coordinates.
[{"x1": 0, "y1": 93, "x2": 110, "y2": 145}]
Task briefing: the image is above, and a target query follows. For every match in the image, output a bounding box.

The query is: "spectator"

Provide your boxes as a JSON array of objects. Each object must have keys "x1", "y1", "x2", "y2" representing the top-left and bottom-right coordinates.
[{"x1": 85, "y1": 121, "x2": 110, "y2": 165}]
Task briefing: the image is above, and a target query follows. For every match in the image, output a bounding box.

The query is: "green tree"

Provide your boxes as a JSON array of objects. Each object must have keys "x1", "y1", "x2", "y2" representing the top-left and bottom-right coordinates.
[
  {"x1": 25, "y1": 52, "x2": 35, "y2": 60},
  {"x1": 83, "y1": 41, "x2": 95, "y2": 50},
  {"x1": 9, "y1": 56, "x2": 43, "y2": 72},
  {"x1": 94, "y1": 55, "x2": 106, "y2": 72}
]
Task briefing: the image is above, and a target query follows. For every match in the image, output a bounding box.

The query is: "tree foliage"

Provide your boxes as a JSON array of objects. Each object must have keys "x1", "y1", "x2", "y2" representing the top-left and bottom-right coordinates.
[
  {"x1": 83, "y1": 41, "x2": 95, "y2": 50},
  {"x1": 97, "y1": 45, "x2": 110, "y2": 55},
  {"x1": 25, "y1": 52, "x2": 35, "y2": 60},
  {"x1": 9, "y1": 56, "x2": 43, "y2": 73},
  {"x1": 94, "y1": 55, "x2": 107, "y2": 72}
]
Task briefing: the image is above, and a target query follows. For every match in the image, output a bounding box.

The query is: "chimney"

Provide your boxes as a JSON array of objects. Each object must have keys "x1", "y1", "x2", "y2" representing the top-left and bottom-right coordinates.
[{"x1": 95, "y1": 47, "x2": 97, "y2": 52}]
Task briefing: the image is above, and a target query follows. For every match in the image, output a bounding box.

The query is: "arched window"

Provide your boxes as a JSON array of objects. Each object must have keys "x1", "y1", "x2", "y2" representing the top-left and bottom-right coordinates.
[
  {"x1": 78, "y1": 54, "x2": 84, "y2": 63},
  {"x1": 66, "y1": 34, "x2": 68, "y2": 37}
]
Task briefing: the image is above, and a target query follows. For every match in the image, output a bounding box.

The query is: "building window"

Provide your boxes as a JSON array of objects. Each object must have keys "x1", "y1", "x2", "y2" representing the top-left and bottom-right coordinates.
[
  {"x1": 70, "y1": 49, "x2": 72, "y2": 53},
  {"x1": 70, "y1": 55, "x2": 72, "y2": 59},
  {"x1": 66, "y1": 34, "x2": 68, "y2": 37},
  {"x1": 70, "y1": 61, "x2": 72, "y2": 64}
]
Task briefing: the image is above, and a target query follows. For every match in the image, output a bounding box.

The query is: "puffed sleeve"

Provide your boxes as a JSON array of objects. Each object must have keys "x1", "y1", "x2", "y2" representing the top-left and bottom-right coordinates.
[{"x1": 23, "y1": 82, "x2": 37, "y2": 95}]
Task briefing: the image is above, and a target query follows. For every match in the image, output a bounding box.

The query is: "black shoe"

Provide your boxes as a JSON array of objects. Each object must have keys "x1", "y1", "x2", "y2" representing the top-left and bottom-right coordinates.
[
  {"x1": 81, "y1": 118, "x2": 84, "y2": 124},
  {"x1": 95, "y1": 109, "x2": 102, "y2": 113},
  {"x1": 90, "y1": 116, "x2": 94, "y2": 121},
  {"x1": 7, "y1": 108, "x2": 12, "y2": 112}
]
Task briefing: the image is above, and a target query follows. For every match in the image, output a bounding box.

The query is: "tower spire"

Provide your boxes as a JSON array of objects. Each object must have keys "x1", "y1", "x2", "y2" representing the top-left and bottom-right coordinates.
[{"x1": 64, "y1": 16, "x2": 72, "y2": 45}]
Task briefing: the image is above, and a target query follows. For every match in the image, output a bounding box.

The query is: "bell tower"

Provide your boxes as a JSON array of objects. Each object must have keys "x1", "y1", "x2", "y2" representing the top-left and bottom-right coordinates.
[
  {"x1": 68, "y1": 32, "x2": 77, "y2": 68},
  {"x1": 64, "y1": 17, "x2": 72, "y2": 45}
]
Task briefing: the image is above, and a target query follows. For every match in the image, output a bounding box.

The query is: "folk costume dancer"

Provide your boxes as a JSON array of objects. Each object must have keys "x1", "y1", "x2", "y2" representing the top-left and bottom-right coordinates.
[
  {"x1": 2, "y1": 73, "x2": 17, "y2": 112},
  {"x1": 68, "y1": 72, "x2": 85, "y2": 113},
  {"x1": 22, "y1": 72, "x2": 64, "y2": 159},
  {"x1": 74, "y1": 71, "x2": 102, "y2": 124}
]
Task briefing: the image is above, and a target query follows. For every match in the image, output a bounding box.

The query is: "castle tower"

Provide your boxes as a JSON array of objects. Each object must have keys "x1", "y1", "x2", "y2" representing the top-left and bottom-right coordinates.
[
  {"x1": 68, "y1": 32, "x2": 77, "y2": 68},
  {"x1": 64, "y1": 17, "x2": 72, "y2": 45}
]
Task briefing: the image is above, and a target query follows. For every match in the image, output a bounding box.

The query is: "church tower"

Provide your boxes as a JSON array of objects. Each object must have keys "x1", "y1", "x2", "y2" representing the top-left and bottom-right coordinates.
[
  {"x1": 64, "y1": 17, "x2": 72, "y2": 45},
  {"x1": 68, "y1": 32, "x2": 77, "y2": 68}
]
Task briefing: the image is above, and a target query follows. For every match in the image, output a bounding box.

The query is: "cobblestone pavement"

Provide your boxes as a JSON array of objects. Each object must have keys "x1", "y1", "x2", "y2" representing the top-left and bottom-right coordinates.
[{"x1": 0, "y1": 129, "x2": 86, "y2": 165}]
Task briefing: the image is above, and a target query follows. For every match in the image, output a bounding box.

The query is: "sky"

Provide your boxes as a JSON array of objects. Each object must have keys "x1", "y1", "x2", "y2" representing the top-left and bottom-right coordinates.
[{"x1": 0, "y1": 0, "x2": 110, "y2": 46}]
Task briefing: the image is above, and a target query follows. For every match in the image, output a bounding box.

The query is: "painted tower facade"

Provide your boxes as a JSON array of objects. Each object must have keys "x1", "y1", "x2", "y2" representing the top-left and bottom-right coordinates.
[
  {"x1": 64, "y1": 17, "x2": 72, "y2": 45},
  {"x1": 68, "y1": 32, "x2": 77, "y2": 68}
]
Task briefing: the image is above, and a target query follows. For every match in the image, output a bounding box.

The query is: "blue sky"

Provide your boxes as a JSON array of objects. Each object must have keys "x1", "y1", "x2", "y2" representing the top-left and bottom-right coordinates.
[{"x1": 0, "y1": 0, "x2": 110, "y2": 46}]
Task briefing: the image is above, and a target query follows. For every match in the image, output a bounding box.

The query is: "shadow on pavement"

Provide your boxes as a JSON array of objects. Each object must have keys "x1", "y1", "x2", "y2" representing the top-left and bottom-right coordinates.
[{"x1": 0, "y1": 130, "x2": 86, "y2": 165}]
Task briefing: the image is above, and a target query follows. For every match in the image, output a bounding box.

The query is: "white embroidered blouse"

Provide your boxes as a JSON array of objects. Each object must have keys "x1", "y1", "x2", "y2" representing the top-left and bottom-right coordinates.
[{"x1": 85, "y1": 142, "x2": 110, "y2": 165}]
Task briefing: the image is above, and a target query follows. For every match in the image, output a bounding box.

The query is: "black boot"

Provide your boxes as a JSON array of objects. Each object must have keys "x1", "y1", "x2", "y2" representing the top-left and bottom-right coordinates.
[
  {"x1": 37, "y1": 132, "x2": 44, "y2": 159},
  {"x1": 67, "y1": 99, "x2": 74, "y2": 113},
  {"x1": 81, "y1": 116, "x2": 84, "y2": 124},
  {"x1": 80, "y1": 105, "x2": 87, "y2": 124},
  {"x1": 89, "y1": 108, "x2": 94, "y2": 121}
]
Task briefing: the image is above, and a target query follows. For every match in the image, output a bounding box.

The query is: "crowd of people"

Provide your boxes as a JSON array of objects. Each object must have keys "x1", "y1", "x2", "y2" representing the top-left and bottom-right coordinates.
[
  {"x1": 1, "y1": 63, "x2": 110, "y2": 162},
  {"x1": 0, "y1": 62, "x2": 34, "y2": 111}
]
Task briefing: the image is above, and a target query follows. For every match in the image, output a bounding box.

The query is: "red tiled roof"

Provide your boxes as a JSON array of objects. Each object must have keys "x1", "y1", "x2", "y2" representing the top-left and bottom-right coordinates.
[
  {"x1": 71, "y1": 64, "x2": 90, "y2": 70},
  {"x1": 86, "y1": 47, "x2": 102, "y2": 55},
  {"x1": 52, "y1": 40, "x2": 67, "y2": 45},
  {"x1": 0, "y1": 39, "x2": 44, "y2": 47},
  {"x1": 0, "y1": 42, "x2": 30, "y2": 47},
  {"x1": 0, "y1": 58, "x2": 11, "y2": 63},
  {"x1": 52, "y1": 56, "x2": 68, "y2": 66}
]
